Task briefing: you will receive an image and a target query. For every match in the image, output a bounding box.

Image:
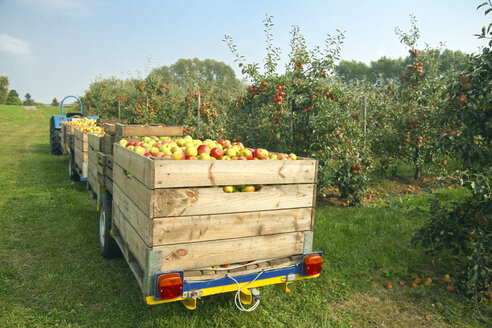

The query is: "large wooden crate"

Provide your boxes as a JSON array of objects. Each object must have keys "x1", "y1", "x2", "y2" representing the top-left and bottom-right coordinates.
[{"x1": 112, "y1": 143, "x2": 318, "y2": 294}]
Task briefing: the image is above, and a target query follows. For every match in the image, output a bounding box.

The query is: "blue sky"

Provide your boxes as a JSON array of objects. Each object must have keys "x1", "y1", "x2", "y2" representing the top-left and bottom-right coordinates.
[{"x1": 0, "y1": 0, "x2": 490, "y2": 103}]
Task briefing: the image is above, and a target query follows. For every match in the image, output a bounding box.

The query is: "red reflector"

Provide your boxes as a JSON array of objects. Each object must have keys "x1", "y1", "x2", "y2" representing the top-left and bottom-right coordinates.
[
  {"x1": 303, "y1": 254, "x2": 323, "y2": 276},
  {"x1": 157, "y1": 273, "x2": 183, "y2": 300}
]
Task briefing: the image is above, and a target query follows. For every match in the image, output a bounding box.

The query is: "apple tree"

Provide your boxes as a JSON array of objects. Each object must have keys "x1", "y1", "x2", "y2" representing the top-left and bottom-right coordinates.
[
  {"x1": 413, "y1": 3, "x2": 491, "y2": 300},
  {"x1": 224, "y1": 16, "x2": 371, "y2": 204}
]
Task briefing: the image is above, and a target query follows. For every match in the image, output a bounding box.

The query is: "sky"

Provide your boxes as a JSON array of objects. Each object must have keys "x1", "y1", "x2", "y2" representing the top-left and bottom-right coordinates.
[{"x1": 0, "y1": 0, "x2": 490, "y2": 104}]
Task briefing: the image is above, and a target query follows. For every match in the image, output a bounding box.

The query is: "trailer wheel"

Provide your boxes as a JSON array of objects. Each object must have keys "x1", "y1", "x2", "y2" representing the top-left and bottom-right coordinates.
[
  {"x1": 99, "y1": 192, "x2": 120, "y2": 258},
  {"x1": 68, "y1": 151, "x2": 79, "y2": 180},
  {"x1": 49, "y1": 117, "x2": 63, "y2": 155}
]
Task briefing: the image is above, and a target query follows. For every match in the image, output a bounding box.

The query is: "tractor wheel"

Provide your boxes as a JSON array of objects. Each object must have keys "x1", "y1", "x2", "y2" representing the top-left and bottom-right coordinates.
[
  {"x1": 99, "y1": 192, "x2": 120, "y2": 258},
  {"x1": 50, "y1": 117, "x2": 63, "y2": 155}
]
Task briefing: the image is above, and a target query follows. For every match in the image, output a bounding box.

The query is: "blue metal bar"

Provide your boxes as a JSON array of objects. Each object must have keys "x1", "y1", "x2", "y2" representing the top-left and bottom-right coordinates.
[{"x1": 60, "y1": 95, "x2": 83, "y2": 115}]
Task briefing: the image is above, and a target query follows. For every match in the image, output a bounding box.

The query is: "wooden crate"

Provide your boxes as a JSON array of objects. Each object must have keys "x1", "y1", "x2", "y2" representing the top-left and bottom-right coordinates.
[
  {"x1": 88, "y1": 133, "x2": 105, "y2": 206},
  {"x1": 112, "y1": 143, "x2": 318, "y2": 293}
]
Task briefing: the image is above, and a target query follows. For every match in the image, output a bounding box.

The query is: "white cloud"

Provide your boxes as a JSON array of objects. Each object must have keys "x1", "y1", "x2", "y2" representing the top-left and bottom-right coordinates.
[{"x1": 0, "y1": 34, "x2": 30, "y2": 55}]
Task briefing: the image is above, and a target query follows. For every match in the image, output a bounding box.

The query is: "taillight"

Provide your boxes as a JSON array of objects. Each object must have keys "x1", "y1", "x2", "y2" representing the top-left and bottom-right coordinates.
[
  {"x1": 157, "y1": 273, "x2": 183, "y2": 300},
  {"x1": 303, "y1": 254, "x2": 323, "y2": 276}
]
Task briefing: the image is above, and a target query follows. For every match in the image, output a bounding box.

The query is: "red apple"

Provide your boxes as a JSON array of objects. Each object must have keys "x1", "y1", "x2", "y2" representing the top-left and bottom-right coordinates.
[
  {"x1": 210, "y1": 147, "x2": 224, "y2": 159},
  {"x1": 238, "y1": 149, "x2": 253, "y2": 160},
  {"x1": 172, "y1": 151, "x2": 185, "y2": 160},
  {"x1": 144, "y1": 152, "x2": 152, "y2": 158},
  {"x1": 185, "y1": 155, "x2": 197, "y2": 160},
  {"x1": 254, "y1": 148, "x2": 268, "y2": 159},
  {"x1": 197, "y1": 144, "x2": 210, "y2": 155},
  {"x1": 457, "y1": 94, "x2": 467, "y2": 105}
]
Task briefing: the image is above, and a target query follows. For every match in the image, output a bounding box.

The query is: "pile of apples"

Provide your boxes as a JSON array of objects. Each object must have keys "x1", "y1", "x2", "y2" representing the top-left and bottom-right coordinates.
[
  {"x1": 62, "y1": 118, "x2": 105, "y2": 136},
  {"x1": 79, "y1": 126, "x2": 104, "y2": 135},
  {"x1": 118, "y1": 135, "x2": 298, "y2": 161},
  {"x1": 63, "y1": 117, "x2": 98, "y2": 127}
]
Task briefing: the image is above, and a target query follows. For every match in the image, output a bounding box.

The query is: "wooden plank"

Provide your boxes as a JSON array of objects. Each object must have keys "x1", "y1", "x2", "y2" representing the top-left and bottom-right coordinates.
[
  {"x1": 88, "y1": 146, "x2": 98, "y2": 165},
  {"x1": 74, "y1": 143, "x2": 88, "y2": 161},
  {"x1": 156, "y1": 232, "x2": 305, "y2": 271},
  {"x1": 152, "y1": 158, "x2": 317, "y2": 188},
  {"x1": 103, "y1": 123, "x2": 117, "y2": 135},
  {"x1": 88, "y1": 133, "x2": 103, "y2": 152},
  {"x1": 153, "y1": 184, "x2": 315, "y2": 218},
  {"x1": 74, "y1": 128, "x2": 88, "y2": 142},
  {"x1": 113, "y1": 182, "x2": 151, "y2": 246},
  {"x1": 113, "y1": 144, "x2": 153, "y2": 187},
  {"x1": 113, "y1": 203, "x2": 147, "y2": 269},
  {"x1": 87, "y1": 168, "x2": 100, "y2": 201},
  {"x1": 114, "y1": 144, "x2": 317, "y2": 189},
  {"x1": 115, "y1": 124, "x2": 183, "y2": 137},
  {"x1": 97, "y1": 172, "x2": 104, "y2": 185},
  {"x1": 105, "y1": 155, "x2": 113, "y2": 169},
  {"x1": 104, "y1": 176, "x2": 113, "y2": 194},
  {"x1": 98, "y1": 118, "x2": 127, "y2": 126},
  {"x1": 183, "y1": 255, "x2": 302, "y2": 282},
  {"x1": 74, "y1": 161, "x2": 88, "y2": 178},
  {"x1": 113, "y1": 163, "x2": 152, "y2": 216},
  {"x1": 103, "y1": 134, "x2": 115, "y2": 154},
  {"x1": 153, "y1": 208, "x2": 312, "y2": 246}
]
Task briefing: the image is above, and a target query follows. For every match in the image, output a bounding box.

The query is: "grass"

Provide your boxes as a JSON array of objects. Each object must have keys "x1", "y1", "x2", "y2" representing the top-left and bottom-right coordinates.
[{"x1": 0, "y1": 104, "x2": 490, "y2": 327}]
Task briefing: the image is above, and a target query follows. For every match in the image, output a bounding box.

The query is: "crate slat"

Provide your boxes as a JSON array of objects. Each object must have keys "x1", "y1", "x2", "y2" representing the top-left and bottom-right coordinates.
[
  {"x1": 155, "y1": 232, "x2": 305, "y2": 271},
  {"x1": 152, "y1": 207, "x2": 313, "y2": 246},
  {"x1": 114, "y1": 144, "x2": 317, "y2": 188},
  {"x1": 114, "y1": 124, "x2": 183, "y2": 138}
]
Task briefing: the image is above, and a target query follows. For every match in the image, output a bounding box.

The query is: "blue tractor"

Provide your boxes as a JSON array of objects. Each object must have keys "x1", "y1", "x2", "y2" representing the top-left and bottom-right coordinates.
[{"x1": 49, "y1": 95, "x2": 97, "y2": 155}]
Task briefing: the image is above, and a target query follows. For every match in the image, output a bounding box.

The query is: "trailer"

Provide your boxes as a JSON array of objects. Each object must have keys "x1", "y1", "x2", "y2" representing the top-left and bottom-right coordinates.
[{"x1": 90, "y1": 124, "x2": 323, "y2": 310}]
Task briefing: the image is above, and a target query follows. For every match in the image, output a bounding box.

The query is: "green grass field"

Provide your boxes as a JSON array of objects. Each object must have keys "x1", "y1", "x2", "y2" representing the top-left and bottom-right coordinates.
[{"x1": 0, "y1": 105, "x2": 490, "y2": 327}]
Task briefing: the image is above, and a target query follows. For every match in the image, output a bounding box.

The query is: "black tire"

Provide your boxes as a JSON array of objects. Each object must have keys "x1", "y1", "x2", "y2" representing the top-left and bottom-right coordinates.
[
  {"x1": 50, "y1": 117, "x2": 63, "y2": 155},
  {"x1": 68, "y1": 151, "x2": 79, "y2": 180},
  {"x1": 66, "y1": 112, "x2": 83, "y2": 118},
  {"x1": 99, "y1": 192, "x2": 120, "y2": 258}
]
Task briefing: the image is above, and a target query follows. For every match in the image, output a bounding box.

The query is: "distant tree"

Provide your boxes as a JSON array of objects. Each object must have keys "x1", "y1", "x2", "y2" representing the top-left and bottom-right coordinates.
[
  {"x1": 6, "y1": 89, "x2": 22, "y2": 105},
  {"x1": 150, "y1": 58, "x2": 241, "y2": 89},
  {"x1": 336, "y1": 49, "x2": 469, "y2": 83},
  {"x1": 335, "y1": 60, "x2": 371, "y2": 82},
  {"x1": 370, "y1": 56, "x2": 406, "y2": 82},
  {"x1": 23, "y1": 93, "x2": 34, "y2": 106},
  {"x1": 51, "y1": 97, "x2": 60, "y2": 107},
  {"x1": 0, "y1": 76, "x2": 9, "y2": 104}
]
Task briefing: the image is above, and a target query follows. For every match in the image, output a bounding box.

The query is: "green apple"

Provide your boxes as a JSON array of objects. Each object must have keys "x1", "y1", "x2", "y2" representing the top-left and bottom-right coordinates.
[
  {"x1": 185, "y1": 146, "x2": 198, "y2": 157},
  {"x1": 197, "y1": 153, "x2": 211, "y2": 160},
  {"x1": 223, "y1": 185, "x2": 235, "y2": 193}
]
